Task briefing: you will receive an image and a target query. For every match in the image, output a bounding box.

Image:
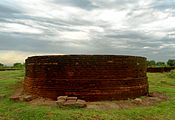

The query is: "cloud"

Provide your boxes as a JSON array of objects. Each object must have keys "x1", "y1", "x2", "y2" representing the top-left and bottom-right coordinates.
[
  {"x1": 0, "y1": 50, "x2": 64, "y2": 65},
  {"x1": 0, "y1": 0, "x2": 175, "y2": 64},
  {"x1": 153, "y1": 0, "x2": 175, "y2": 10},
  {"x1": 0, "y1": 1, "x2": 21, "y2": 19},
  {"x1": 0, "y1": 51, "x2": 33, "y2": 65},
  {"x1": 0, "y1": 4, "x2": 19, "y2": 14},
  {"x1": 59, "y1": 31, "x2": 90, "y2": 40},
  {"x1": 54, "y1": 0, "x2": 98, "y2": 10},
  {"x1": 0, "y1": 23, "x2": 43, "y2": 34}
]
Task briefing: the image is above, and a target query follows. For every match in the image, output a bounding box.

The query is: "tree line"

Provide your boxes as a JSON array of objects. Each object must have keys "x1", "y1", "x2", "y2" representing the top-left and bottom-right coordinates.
[
  {"x1": 147, "y1": 59, "x2": 175, "y2": 67},
  {"x1": 0, "y1": 63, "x2": 25, "y2": 69}
]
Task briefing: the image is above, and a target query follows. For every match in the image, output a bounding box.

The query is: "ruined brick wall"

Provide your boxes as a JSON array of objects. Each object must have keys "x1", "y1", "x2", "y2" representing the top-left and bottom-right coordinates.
[
  {"x1": 147, "y1": 67, "x2": 175, "y2": 73},
  {"x1": 24, "y1": 55, "x2": 148, "y2": 101},
  {"x1": 0, "y1": 69, "x2": 22, "y2": 71}
]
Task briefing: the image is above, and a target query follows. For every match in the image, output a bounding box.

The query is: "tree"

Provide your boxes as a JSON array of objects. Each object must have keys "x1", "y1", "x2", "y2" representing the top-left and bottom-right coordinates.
[
  {"x1": 156, "y1": 61, "x2": 165, "y2": 66},
  {"x1": 0, "y1": 63, "x2": 4, "y2": 67},
  {"x1": 13, "y1": 63, "x2": 23, "y2": 68},
  {"x1": 167, "y1": 59, "x2": 175, "y2": 66},
  {"x1": 146, "y1": 60, "x2": 156, "y2": 66}
]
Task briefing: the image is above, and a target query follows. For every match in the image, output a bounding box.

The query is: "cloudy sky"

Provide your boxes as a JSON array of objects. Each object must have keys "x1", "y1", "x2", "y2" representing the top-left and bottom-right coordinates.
[{"x1": 0, "y1": 0, "x2": 175, "y2": 65}]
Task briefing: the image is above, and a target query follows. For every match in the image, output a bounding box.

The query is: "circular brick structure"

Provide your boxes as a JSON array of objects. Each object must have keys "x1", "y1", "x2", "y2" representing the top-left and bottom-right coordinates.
[{"x1": 24, "y1": 55, "x2": 148, "y2": 101}]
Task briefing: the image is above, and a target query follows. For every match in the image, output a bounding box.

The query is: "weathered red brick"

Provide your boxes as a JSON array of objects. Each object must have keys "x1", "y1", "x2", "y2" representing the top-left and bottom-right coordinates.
[{"x1": 24, "y1": 55, "x2": 148, "y2": 101}]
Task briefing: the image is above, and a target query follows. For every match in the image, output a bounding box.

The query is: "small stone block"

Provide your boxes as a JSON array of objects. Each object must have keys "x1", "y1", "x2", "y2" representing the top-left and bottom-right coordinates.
[
  {"x1": 75, "y1": 99, "x2": 87, "y2": 108},
  {"x1": 66, "y1": 97, "x2": 77, "y2": 100},
  {"x1": 63, "y1": 100, "x2": 76, "y2": 106},
  {"x1": 0, "y1": 94, "x2": 6, "y2": 99},
  {"x1": 56, "y1": 99, "x2": 66, "y2": 106},
  {"x1": 132, "y1": 98, "x2": 142, "y2": 104},
  {"x1": 23, "y1": 95, "x2": 33, "y2": 102},
  {"x1": 57, "y1": 96, "x2": 68, "y2": 100},
  {"x1": 134, "y1": 98, "x2": 142, "y2": 102},
  {"x1": 9, "y1": 96, "x2": 20, "y2": 101},
  {"x1": 76, "y1": 99, "x2": 86, "y2": 103}
]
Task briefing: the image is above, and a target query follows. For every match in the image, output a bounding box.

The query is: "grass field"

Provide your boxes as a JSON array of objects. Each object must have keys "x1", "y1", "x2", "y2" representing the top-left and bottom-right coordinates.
[{"x1": 0, "y1": 70, "x2": 175, "y2": 120}]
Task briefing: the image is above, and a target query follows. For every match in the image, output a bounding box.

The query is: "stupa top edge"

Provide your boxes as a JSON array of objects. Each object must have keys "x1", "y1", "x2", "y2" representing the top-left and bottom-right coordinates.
[{"x1": 26, "y1": 54, "x2": 147, "y2": 60}]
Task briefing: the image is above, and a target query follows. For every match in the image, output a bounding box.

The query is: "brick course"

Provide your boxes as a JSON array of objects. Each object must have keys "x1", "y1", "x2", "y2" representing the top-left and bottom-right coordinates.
[{"x1": 24, "y1": 55, "x2": 148, "y2": 101}]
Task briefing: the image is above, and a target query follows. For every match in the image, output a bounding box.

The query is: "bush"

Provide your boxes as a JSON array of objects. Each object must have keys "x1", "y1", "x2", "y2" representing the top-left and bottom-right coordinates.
[
  {"x1": 156, "y1": 62, "x2": 165, "y2": 66},
  {"x1": 13, "y1": 63, "x2": 24, "y2": 68},
  {"x1": 147, "y1": 60, "x2": 156, "y2": 66},
  {"x1": 167, "y1": 59, "x2": 175, "y2": 66},
  {"x1": 167, "y1": 70, "x2": 175, "y2": 78},
  {"x1": 0, "y1": 63, "x2": 4, "y2": 67}
]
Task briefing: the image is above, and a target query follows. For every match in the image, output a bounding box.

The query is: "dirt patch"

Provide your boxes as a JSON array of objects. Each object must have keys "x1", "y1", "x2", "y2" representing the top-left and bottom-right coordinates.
[
  {"x1": 9, "y1": 87, "x2": 171, "y2": 110},
  {"x1": 4, "y1": 82, "x2": 24, "y2": 88},
  {"x1": 10, "y1": 87, "x2": 24, "y2": 98},
  {"x1": 8, "y1": 86, "x2": 56, "y2": 106},
  {"x1": 29, "y1": 97, "x2": 56, "y2": 106},
  {"x1": 86, "y1": 92, "x2": 170, "y2": 110},
  {"x1": 5, "y1": 85, "x2": 17, "y2": 88},
  {"x1": 27, "y1": 91, "x2": 170, "y2": 110},
  {"x1": 18, "y1": 82, "x2": 24, "y2": 86}
]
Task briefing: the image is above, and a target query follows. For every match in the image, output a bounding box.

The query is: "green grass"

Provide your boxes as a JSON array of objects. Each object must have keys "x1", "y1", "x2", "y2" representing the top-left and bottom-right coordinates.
[
  {"x1": 0, "y1": 70, "x2": 175, "y2": 120},
  {"x1": 147, "y1": 72, "x2": 175, "y2": 97},
  {"x1": 0, "y1": 70, "x2": 24, "y2": 95}
]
